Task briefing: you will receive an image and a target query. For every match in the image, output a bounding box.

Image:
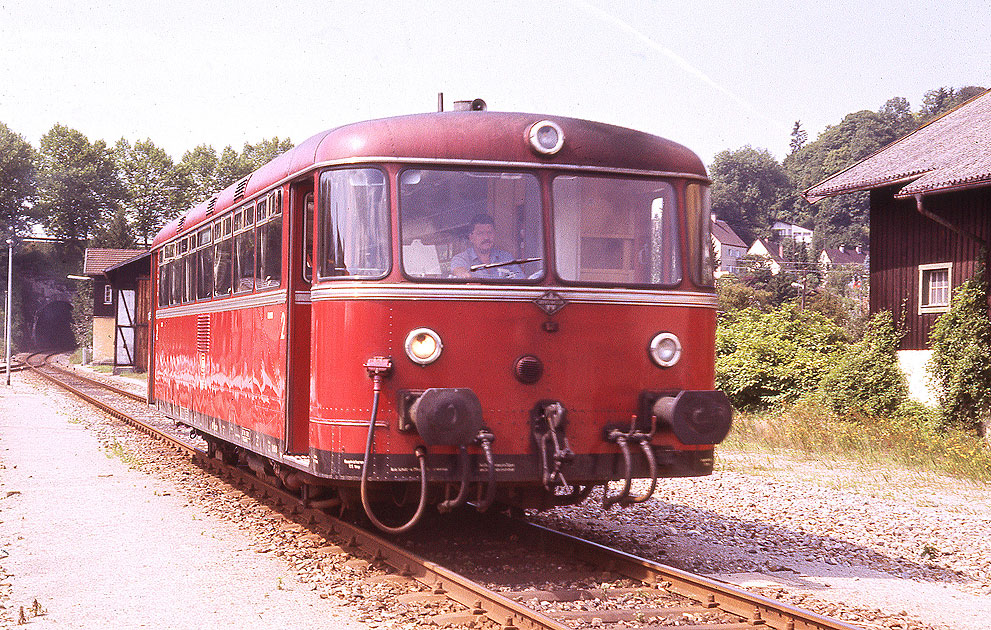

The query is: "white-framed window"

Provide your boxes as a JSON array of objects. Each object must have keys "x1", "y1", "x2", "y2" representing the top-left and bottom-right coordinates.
[
  {"x1": 918, "y1": 263, "x2": 952, "y2": 314},
  {"x1": 103, "y1": 284, "x2": 112, "y2": 305}
]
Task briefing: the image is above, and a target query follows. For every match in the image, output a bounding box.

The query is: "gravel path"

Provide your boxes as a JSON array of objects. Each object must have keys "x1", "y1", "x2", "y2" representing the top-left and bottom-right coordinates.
[
  {"x1": 0, "y1": 376, "x2": 368, "y2": 629},
  {"x1": 534, "y1": 451, "x2": 991, "y2": 630}
]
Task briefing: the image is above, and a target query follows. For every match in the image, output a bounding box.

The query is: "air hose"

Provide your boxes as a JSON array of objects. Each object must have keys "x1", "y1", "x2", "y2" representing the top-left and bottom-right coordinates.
[{"x1": 360, "y1": 359, "x2": 429, "y2": 534}]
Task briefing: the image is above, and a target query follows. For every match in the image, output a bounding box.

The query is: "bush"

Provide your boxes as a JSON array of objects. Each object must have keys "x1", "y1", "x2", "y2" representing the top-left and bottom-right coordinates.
[
  {"x1": 818, "y1": 311, "x2": 908, "y2": 417},
  {"x1": 929, "y1": 268, "x2": 991, "y2": 434},
  {"x1": 716, "y1": 305, "x2": 847, "y2": 410},
  {"x1": 716, "y1": 279, "x2": 772, "y2": 313}
]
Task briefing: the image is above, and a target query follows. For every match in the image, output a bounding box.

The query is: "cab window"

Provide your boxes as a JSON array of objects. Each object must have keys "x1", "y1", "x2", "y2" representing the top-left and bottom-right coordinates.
[
  {"x1": 398, "y1": 169, "x2": 543, "y2": 281},
  {"x1": 317, "y1": 168, "x2": 390, "y2": 279},
  {"x1": 553, "y1": 176, "x2": 681, "y2": 286}
]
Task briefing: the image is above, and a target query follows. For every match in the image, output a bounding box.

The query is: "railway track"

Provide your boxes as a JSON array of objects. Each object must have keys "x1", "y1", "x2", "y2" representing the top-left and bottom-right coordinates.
[{"x1": 21, "y1": 354, "x2": 865, "y2": 630}]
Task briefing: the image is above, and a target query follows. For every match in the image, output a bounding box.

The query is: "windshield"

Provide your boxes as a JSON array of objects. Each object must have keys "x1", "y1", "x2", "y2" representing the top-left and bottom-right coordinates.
[
  {"x1": 552, "y1": 175, "x2": 681, "y2": 286},
  {"x1": 399, "y1": 169, "x2": 544, "y2": 281}
]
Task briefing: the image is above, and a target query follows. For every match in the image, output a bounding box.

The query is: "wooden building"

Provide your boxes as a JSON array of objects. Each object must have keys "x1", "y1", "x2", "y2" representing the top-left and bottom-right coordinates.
[
  {"x1": 103, "y1": 251, "x2": 152, "y2": 374},
  {"x1": 806, "y1": 89, "x2": 991, "y2": 401},
  {"x1": 82, "y1": 249, "x2": 146, "y2": 364}
]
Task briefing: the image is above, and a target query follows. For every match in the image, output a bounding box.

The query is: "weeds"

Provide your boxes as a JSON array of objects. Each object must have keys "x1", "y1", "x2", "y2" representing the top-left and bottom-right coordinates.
[
  {"x1": 723, "y1": 400, "x2": 991, "y2": 484},
  {"x1": 104, "y1": 440, "x2": 141, "y2": 468}
]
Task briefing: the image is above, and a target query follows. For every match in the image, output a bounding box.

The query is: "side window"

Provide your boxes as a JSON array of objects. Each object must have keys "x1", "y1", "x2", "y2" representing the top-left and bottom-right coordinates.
[
  {"x1": 158, "y1": 250, "x2": 169, "y2": 307},
  {"x1": 686, "y1": 183, "x2": 714, "y2": 287},
  {"x1": 104, "y1": 283, "x2": 112, "y2": 305},
  {"x1": 318, "y1": 169, "x2": 390, "y2": 279},
  {"x1": 183, "y1": 236, "x2": 196, "y2": 303},
  {"x1": 233, "y1": 205, "x2": 255, "y2": 294},
  {"x1": 175, "y1": 237, "x2": 189, "y2": 303},
  {"x1": 255, "y1": 190, "x2": 283, "y2": 288},
  {"x1": 213, "y1": 216, "x2": 233, "y2": 297},
  {"x1": 303, "y1": 192, "x2": 314, "y2": 283},
  {"x1": 919, "y1": 263, "x2": 952, "y2": 314},
  {"x1": 170, "y1": 255, "x2": 181, "y2": 306},
  {"x1": 196, "y1": 227, "x2": 213, "y2": 299}
]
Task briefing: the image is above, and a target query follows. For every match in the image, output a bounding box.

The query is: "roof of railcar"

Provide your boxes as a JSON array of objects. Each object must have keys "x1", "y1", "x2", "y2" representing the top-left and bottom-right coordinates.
[{"x1": 152, "y1": 111, "x2": 707, "y2": 249}]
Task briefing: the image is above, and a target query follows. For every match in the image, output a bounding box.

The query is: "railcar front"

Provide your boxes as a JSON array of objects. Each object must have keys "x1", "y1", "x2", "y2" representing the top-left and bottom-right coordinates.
[
  {"x1": 306, "y1": 114, "x2": 732, "y2": 531},
  {"x1": 149, "y1": 110, "x2": 732, "y2": 534}
]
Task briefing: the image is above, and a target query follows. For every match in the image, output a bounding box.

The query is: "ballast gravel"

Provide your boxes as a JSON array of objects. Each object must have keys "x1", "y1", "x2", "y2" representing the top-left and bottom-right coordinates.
[{"x1": 534, "y1": 453, "x2": 991, "y2": 630}]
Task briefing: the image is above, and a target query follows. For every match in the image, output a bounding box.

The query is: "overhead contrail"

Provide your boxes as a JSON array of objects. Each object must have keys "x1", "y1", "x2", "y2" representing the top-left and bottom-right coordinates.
[{"x1": 574, "y1": 0, "x2": 788, "y2": 129}]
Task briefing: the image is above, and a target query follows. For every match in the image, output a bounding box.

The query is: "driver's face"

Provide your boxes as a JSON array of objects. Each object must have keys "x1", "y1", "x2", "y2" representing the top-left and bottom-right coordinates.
[{"x1": 469, "y1": 223, "x2": 495, "y2": 254}]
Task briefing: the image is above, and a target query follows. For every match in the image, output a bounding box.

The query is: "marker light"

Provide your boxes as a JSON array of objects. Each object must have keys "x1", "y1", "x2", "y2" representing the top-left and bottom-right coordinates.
[
  {"x1": 528, "y1": 120, "x2": 564, "y2": 155},
  {"x1": 405, "y1": 328, "x2": 443, "y2": 365},
  {"x1": 649, "y1": 332, "x2": 682, "y2": 368}
]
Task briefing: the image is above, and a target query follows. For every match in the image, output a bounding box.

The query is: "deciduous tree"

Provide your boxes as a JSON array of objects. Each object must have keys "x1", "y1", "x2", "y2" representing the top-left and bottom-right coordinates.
[
  {"x1": 175, "y1": 137, "x2": 294, "y2": 213},
  {"x1": 709, "y1": 146, "x2": 790, "y2": 244},
  {"x1": 176, "y1": 144, "x2": 220, "y2": 209},
  {"x1": 115, "y1": 138, "x2": 184, "y2": 247},
  {"x1": 0, "y1": 121, "x2": 37, "y2": 237},
  {"x1": 36, "y1": 124, "x2": 123, "y2": 246},
  {"x1": 240, "y1": 137, "x2": 293, "y2": 172},
  {"x1": 91, "y1": 207, "x2": 137, "y2": 249}
]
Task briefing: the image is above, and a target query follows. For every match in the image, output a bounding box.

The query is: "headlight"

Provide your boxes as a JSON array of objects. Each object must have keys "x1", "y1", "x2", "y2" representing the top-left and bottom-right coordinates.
[
  {"x1": 528, "y1": 120, "x2": 564, "y2": 155},
  {"x1": 405, "y1": 328, "x2": 443, "y2": 365},
  {"x1": 649, "y1": 332, "x2": 681, "y2": 368}
]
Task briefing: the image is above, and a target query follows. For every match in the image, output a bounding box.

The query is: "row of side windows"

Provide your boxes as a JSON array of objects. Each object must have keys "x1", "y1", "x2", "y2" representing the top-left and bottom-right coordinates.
[{"x1": 158, "y1": 189, "x2": 283, "y2": 307}]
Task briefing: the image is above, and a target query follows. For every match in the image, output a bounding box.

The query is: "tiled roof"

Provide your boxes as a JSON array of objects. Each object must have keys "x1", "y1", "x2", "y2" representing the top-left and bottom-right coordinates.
[
  {"x1": 711, "y1": 219, "x2": 747, "y2": 248},
  {"x1": 83, "y1": 249, "x2": 146, "y2": 275},
  {"x1": 805, "y1": 89, "x2": 991, "y2": 201}
]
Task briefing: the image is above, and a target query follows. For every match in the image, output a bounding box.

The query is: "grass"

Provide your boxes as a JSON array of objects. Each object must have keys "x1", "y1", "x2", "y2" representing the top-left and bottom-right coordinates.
[{"x1": 722, "y1": 400, "x2": 991, "y2": 484}]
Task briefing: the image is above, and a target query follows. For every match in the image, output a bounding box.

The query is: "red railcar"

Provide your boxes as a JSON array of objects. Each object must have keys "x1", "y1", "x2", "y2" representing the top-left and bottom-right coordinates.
[{"x1": 151, "y1": 105, "x2": 731, "y2": 532}]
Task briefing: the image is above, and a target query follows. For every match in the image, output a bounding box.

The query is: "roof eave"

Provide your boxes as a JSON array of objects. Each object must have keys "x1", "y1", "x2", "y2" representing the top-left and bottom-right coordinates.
[
  {"x1": 804, "y1": 172, "x2": 929, "y2": 203},
  {"x1": 895, "y1": 175, "x2": 991, "y2": 199}
]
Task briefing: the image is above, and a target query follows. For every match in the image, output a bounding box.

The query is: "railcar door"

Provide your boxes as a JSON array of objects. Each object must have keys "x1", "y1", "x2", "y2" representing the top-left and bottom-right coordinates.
[{"x1": 284, "y1": 179, "x2": 314, "y2": 454}]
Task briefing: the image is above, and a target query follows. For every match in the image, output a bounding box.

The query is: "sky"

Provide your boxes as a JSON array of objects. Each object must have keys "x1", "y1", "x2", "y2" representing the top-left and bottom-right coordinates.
[{"x1": 1, "y1": 0, "x2": 988, "y2": 168}]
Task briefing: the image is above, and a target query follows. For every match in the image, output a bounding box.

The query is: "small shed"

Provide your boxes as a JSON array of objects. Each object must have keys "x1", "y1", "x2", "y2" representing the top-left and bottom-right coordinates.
[
  {"x1": 805, "y1": 89, "x2": 991, "y2": 400},
  {"x1": 82, "y1": 248, "x2": 146, "y2": 364},
  {"x1": 104, "y1": 251, "x2": 152, "y2": 374}
]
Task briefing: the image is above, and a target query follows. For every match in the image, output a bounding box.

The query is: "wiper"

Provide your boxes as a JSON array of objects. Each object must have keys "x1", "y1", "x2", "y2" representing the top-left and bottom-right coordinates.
[{"x1": 470, "y1": 257, "x2": 542, "y2": 271}]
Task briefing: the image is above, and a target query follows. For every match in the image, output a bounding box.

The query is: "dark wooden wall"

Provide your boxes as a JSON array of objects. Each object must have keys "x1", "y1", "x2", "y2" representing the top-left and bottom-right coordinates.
[
  {"x1": 92, "y1": 278, "x2": 113, "y2": 317},
  {"x1": 870, "y1": 186, "x2": 991, "y2": 350}
]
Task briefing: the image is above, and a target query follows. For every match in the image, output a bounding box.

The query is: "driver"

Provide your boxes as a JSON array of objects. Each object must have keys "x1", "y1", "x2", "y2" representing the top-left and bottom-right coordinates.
[{"x1": 450, "y1": 214, "x2": 523, "y2": 278}]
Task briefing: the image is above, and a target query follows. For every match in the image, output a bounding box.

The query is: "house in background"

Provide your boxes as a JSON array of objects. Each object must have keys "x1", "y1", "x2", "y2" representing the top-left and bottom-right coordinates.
[
  {"x1": 771, "y1": 221, "x2": 813, "y2": 245},
  {"x1": 819, "y1": 245, "x2": 868, "y2": 270},
  {"x1": 805, "y1": 88, "x2": 991, "y2": 402},
  {"x1": 82, "y1": 248, "x2": 145, "y2": 364},
  {"x1": 711, "y1": 215, "x2": 748, "y2": 276},
  {"x1": 746, "y1": 238, "x2": 786, "y2": 275}
]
